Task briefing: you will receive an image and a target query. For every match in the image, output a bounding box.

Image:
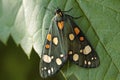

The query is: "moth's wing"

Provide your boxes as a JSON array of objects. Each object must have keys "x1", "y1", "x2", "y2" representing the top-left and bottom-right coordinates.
[
  {"x1": 66, "y1": 16, "x2": 100, "y2": 68},
  {"x1": 40, "y1": 19, "x2": 68, "y2": 78}
]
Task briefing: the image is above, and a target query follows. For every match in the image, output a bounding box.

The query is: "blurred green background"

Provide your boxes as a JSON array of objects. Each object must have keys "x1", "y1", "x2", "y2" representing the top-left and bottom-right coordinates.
[
  {"x1": 0, "y1": 0, "x2": 120, "y2": 80},
  {"x1": 0, "y1": 37, "x2": 40, "y2": 80},
  {"x1": 0, "y1": 37, "x2": 66, "y2": 80}
]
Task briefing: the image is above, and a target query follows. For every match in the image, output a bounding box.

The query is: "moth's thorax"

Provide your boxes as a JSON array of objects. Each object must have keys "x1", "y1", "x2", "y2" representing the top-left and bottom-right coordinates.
[
  {"x1": 55, "y1": 8, "x2": 63, "y2": 16},
  {"x1": 54, "y1": 13, "x2": 66, "y2": 22},
  {"x1": 54, "y1": 8, "x2": 64, "y2": 21},
  {"x1": 55, "y1": 12, "x2": 63, "y2": 17}
]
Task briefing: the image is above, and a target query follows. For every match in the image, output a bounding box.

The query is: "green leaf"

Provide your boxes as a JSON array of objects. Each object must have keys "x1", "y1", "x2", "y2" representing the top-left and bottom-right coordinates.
[{"x1": 0, "y1": 0, "x2": 120, "y2": 80}]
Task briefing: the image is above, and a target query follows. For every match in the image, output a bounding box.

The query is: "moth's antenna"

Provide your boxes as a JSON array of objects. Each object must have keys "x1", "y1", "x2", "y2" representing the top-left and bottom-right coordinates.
[
  {"x1": 62, "y1": 8, "x2": 73, "y2": 13},
  {"x1": 44, "y1": 7, "x2": 54, "y2": 14}
]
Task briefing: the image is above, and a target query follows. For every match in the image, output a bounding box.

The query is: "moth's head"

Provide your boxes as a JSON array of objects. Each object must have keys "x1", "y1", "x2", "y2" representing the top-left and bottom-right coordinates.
[{"x1": 55, "y1": 8, "x2": 63, "y2": 17}]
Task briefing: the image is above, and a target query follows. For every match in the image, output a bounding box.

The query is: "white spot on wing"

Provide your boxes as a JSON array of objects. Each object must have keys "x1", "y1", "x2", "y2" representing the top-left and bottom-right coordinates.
[
  {"x1": 73, "y1": 54, "x2": 79, "y2": 61},
  {"x1": 68, "y1": 51, "x2": 73, "y2": 55},
  {"x1": 56, "y1": 58, "x2": 62, "y2": 65},
  {"x1": 42, "y1": 55, "x2": 51, "y2": 63},
  {"x1": 51, "y1": 67, "x2": 54, "y2": 73},
  {"x1": 60, "y1": 54, "x2": 64, "y2": 57},
  {"x1": 44, "y1": 67, "x2": 47, "y2": 70},
  {"x1": 51, "y1": 56, "x2": 54, "y2": 59},
  {"x1": 94, "y1": 57, "x2": 97, "y2": 59},
  {"x1": 83, "y1": 45, "x2": 92, "y2": 55},
  {"x1": 48, "y1": 69, "x2": 51, "y2": 74},
  {"x1": 80, "y1": 49, "x2": 82, "y2": 53},
  {"x1": 91, "y1": 57, "x2": 94, "y2": 60},
  {"x1": 53, "y1": 37, "x2": 58, "y2": 45},
  {"x1": 69, "y1": 33, "x2": 75, "y2": 40},
  {"x1": 84, "y1": 60, "x2": 87, "y2": 64},
  {"x1": 88, "y1": 61, "x2": 91, "y2": 65}
]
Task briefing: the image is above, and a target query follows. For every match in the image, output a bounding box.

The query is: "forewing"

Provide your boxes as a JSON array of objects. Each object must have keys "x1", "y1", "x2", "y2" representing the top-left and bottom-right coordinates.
[
  {"x1": 40, "y1": 19, "x2": 68, "y2": 78},
  {"x1": 66, "y1": 16, "x2": 100, "y2": 68}
]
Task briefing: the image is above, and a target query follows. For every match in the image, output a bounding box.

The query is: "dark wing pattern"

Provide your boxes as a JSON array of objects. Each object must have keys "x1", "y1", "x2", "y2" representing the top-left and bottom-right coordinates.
[
  {"x1": 66, "y1": 16, "x2": 100, "y2": 68},
  {"x1": 40, "y1": 16, "x2": 68, "y2": 78}
]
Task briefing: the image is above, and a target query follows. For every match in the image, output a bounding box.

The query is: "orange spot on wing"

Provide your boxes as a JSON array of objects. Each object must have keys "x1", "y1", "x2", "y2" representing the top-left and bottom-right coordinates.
[
  {"x1": 47, "y1": 34, "x2": 51, "y2": 41},
  {"x1": 74, "y1": 27, "x2": 80, "y2": 35},
  {"x1": 58, "y1": 21, "x2": 64, "y2": 30},
  {"x1": 80, "y1": 36, "x2": 84, "y2": 41},
  {"x1": 45, "y1": 44, "x2": 50, "y2": 49}
]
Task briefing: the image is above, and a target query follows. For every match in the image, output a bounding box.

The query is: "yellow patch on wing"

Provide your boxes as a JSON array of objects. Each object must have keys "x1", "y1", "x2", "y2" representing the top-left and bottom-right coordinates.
[
  {"x1": 47, "y1": 34, "x2": 51, "y2": 41},
  {"x1": 53, "y1": 37, "x2": 58, "y2": 45},
  {"x1": 58, "y1": 21, "x2": 64, "y2": 30},
  {"x1": 73, "y1": 54, "x2": 79, "y2": 61},
  {"x1": 69, "y1": 33, "x2": 75, "y2": 40},
  {"x1": 56, "y1": 58, "x2": 62, "y2": 65}
]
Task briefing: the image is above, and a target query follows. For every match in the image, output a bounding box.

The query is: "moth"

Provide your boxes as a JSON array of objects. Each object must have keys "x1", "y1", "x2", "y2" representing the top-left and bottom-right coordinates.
[{"x1": 40, "y1": 8, "x2": 100, "y2": 78}]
